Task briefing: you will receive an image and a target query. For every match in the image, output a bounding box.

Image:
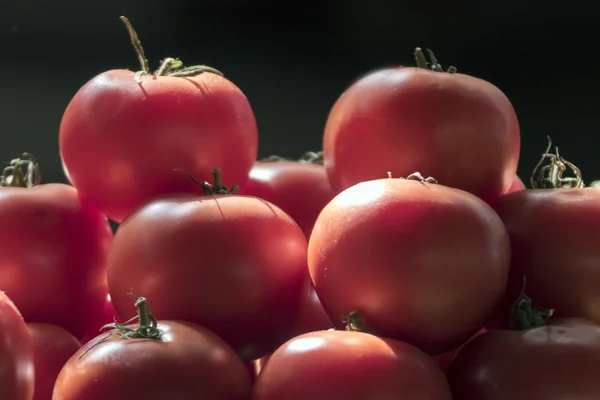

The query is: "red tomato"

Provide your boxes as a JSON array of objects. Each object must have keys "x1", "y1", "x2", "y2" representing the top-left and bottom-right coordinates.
[
  {"x1": 288, "y1": 285, "x2": 334, "y2": 339},
  {"x1": 254, "y1": 330, "x2": 452, "y2": 399},
  {"x1": 433, "y1": 328, "x2": 486, "y2": 373},
  {"x1": 27, "y1": 323, "x2": 81, "y2": 400},
  {"x1": 59, "y1": 17, "x2": 258, "y2": 222},
  {"x1": 79, "y1": 294, "x2": 118, "y2": 345},
  {"x1": 241, "y1": 159, "x2": 335, "y2": 239},
  {"x1": 447, "y1": 318, "x2": 600, "y2": 398},
  {"x1": 487, "y1": 188, "x2": 600, "y2": 329},
  {"x1": 53, "y1": 297, "x2": 252, "y2": 399},
  {"x1": 506, "y1": 175, "x2": 526, "y2": 192},
  {"x1": 0, "y1": 291, "x2": 34, "y2": 400},
  {"x1": 107, "y1": 186, "x2": 309, "y2": 362},
  {"x1": 323, "y1": 48, "x2": 520, "y2": 204},
  {"x1": 0, "y1": 155, "x2": 113, "y2": 339},
  {"x1": 308, "y1": 176, "x2": 510, "y2": 355}
]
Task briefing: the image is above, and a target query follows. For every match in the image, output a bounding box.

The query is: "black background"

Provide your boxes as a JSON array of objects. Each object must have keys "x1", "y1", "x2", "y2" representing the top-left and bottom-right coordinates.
[{"x1": 2, "y1": 0, "x2": 599, "y2": 184}]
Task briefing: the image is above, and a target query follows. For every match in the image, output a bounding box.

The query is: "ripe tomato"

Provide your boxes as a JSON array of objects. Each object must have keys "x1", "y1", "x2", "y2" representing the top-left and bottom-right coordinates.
[
  {"x1": 0, "y1": 154, "x2": 113, "y2": 339},
  {"x1": 323, "y1": 48, "x2": 520, "y2": 204},
  {"x1": 288, "y1": 285, "x2": 334, "y2": 339},
  {"x1": 308, "y1": 175, "x2": 510, "y2": 355},
  {"x1": 447, "y1": 318, "x2": 600, "y2": 399},
  {"x1": 253, "y1": 330, "x2": 452, "y2": 399},
  {"x1": 107, "y1": 176, "x2": 309, "y2": 362},
  {"x1": 506, "y1": 175, "x2": 526, "y2": 192},
  {"x1": 53, "y1": 296, "x2": 252, "y2": 399},
  {"x1": 241, "y1": 155, "x2": 335, "y2": 239},
  {"x1": 487, "y1": 187, "x2": 600, "y2": 329},
  {"x1": 0, "y1": 291, "x2": 34, "y2": 400},
  {"x1": 433, "y1": 328, "x2": 486, "y2": 373},
  {"x1": 79, "y1": 294, "x2": 118, "y2": 345},
  {"x1": 27, "y1": 323, "x2": 81, "y2": 400},
  {"x1": 59, "y1": 17, "x2": 258, "y2": 222}
]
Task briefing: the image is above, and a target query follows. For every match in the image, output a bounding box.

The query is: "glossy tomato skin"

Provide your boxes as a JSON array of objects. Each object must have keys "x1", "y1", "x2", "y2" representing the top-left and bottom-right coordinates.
[
  {"x1": 487, "y1": 188, "x2": 600, "y2": 329},
  {"x1": 308, "y1": 178, "x2": 510, "y2": 355},
  {"x1": 241, "y1": 161, "x2": 335, "y2": 239},
  {"x1": 53, "y1": 320, "x2": 252, "y2": 400},
  {"x1": 27, "y1": 323, "x2": 81, "y2": 400},
  {"x1": 323, "y1": 67, "x2": 520, "y2": 204},
  {"x1": 79, "y1": 294, "x2": 118, "y2": 345},
  {"x1": 0, "y1": 184, "x2": 113, "y2": 339},
  {"x1": 447, "y1": 318, "x2": 600, "y2": 399},
  {"x1": 506, "y1": 175, "x2": 526, "y2": 193},
  {"x1": 288, "y1": 285, "x2": 334, "y2": 339},
  {"x1": 107, "y1": 194, "x2": 309, "y2": 362},
  {"x1": 433, "y1": 328, "x2": 486, "y2": 373},
  {"x1": 0, "y1": 291, "x2": 34, "y2": 400},
  {"x1": 254, "y1": 330, "x2": 452, "y2": 399},
  {"x1": 59, "y1": 70, "x2": 258, "y2": 222}
]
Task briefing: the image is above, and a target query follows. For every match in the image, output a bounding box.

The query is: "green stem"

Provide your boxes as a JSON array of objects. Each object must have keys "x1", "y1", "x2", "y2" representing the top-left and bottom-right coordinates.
[
  {"x1": 0, "y1": 153, "x2": 41, "y2": 188},
  {"x1": 344, "y1": 310, "x2": 372, "y2": 333},
  {"x1": 413, "y1": 47, "x2": 457, "y2": 74},
  {"x1": 173, "y1": 167, "x2": 239, "y2": 195},
  {"x1": 509, "y1": 276, "x2": 554, "y2": 330}
]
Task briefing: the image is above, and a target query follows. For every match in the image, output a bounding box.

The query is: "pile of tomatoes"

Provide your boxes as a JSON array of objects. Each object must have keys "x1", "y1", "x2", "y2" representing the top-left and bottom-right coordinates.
[{"x1": 2, "y1": 16, "x2": 600, "y2": 400}]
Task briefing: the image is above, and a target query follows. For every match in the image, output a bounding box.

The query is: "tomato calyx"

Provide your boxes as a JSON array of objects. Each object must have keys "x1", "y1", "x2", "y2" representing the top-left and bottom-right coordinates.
[
  {"x1": 530, "y1": 135, "x2": 585, "y2": 189},
  {"x1": 387, "y1": 171, "x2": 438, "y2": 185},
  {"x1": 343, "y1": 310, "x2": 373, "y2": 333},
  {"x1": 119, "y1": 16, "x2": 223, "y2": 85},
  {"x1": 261, "y1": 151, "x2": 324, "y2": 165},
  {"x1": 0, "y1": 153, "x2": 41, "y2": 188},
  {"x1": 174, "y1": 167, "x2": 239, "y2": 195},
  {"x1": 509, "y1": 276, "x2": 555, "y2": 330},
  {"x1": 414, "y1": 47, "x2": 457, "y2": 74}
]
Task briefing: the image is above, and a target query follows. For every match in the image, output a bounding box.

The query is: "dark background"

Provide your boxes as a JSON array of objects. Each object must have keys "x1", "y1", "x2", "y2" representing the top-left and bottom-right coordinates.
[{"x1": 1, "y1": 0, "x2": 599, "y2": 184}]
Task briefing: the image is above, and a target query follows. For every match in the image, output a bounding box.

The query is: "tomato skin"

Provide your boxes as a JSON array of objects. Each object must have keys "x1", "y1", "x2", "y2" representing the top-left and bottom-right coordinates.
[
  {"x1": 486, "y1": 188, "x2": 600, "y2": 329},
  {"x1": 27, "y1": 323, "x2": 81, "y2": 400},
  {"x1": 288, "y1": 285, "x2": 334, "y2": 338},
  {"x1": 447, "y1": 318, "x2": 600, "y2": 399},
  {"x1": 59, "y1": 69, "x2": 258, "y2": 222},
  {"x1": 79, "y1": 294, "x2": 118, "y2": 345},
  {"x1": 107, "y1": 194, "x2": 309, "y2": 362},
  {"x1": 0, "y1": 184, "x2": 113, "y2": 339},
  {"x1": 254, "y1": 330, "x2": 451, "y2": 399},
  {"x1": 308, "y1": 178, "x2": 510, "y2": 355},
  {"x1": 323, "y1": 67, "x2": 520, "y2": 203},
  {"x1": 433, "y1": 328, "x2": 486, "y2": 373},
  {"x1": 506, "y1": 175, "x2": 526, "y2": 193},
  {"x1": 0, "y1": 291, "x2": 34, "y2": 400},
  {"x1": 241, "y1": 161, "x2": 335, "y2": 239},
  {"x1": 53, "y1": 320, "x2": 252, "y2": 400}
]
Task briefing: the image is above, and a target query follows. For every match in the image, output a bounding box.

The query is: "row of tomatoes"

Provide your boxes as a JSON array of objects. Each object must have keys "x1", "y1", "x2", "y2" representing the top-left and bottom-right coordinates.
[{"x1": 2, "y1": 15, "x2": 600, "y2": 399}]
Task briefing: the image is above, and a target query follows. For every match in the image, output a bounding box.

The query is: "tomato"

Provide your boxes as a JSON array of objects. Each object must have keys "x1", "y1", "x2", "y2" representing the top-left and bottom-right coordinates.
[
  {"x1": 241, "y1": 155, "x2": 335, "y2": 239},
  {"x1": 506, "y1": 175, "x2": 526, "y2": 192},
  {"x1": 487, "y1": 187, "x2": 600, "y2": 329},
  {"x1": 59, "y1": 17, "x2": 258, "y2": 222},
  {"x1": 79, "y1": 294, "x2": 118, "y2": 345},
  {"x1": 308, "y1": 175, "x2": 510, "y2": 355},
  {"x1": 253, "y1": 330, "x2": 451, "y2": 399},
  {"x1": 288, "y1": 285, "x2": 334, "y2": 339},
  {"x1": 107, "y1": 175, "x2": 309, "y2": 362},
  {"x1": 433, "y1": 328, "x2": 486, "y2": 373},
  {"x1": 27, "y1": 323, "x2": 81, "y2": 400},
  {"x1": 0, "y1": 154, "x2": 113, "y2": 339},
  {"x1": 53, "y1": 296, "x2": 252, "y2": 399},
  {"x1": 0, "y1": 291, "x2": 34, "y2": 400},
  {"x1": 322, "y1": 48, "x2": 520, "y2": 204},
  {"x1": 447, "y1": 318, "x2": 600, "y2": 399}
]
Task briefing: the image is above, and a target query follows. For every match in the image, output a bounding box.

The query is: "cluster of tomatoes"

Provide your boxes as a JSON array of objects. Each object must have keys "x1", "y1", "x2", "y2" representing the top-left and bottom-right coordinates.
[{"x1": 2, "y1": 16, "x2": 600, "y2": 400}]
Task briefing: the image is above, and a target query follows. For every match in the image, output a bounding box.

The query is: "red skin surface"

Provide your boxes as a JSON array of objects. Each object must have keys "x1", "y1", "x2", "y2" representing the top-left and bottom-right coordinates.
[
  {"x1": 308, "y1": 178, "x2": 510, "y2": 355},
  {"x1": 487, "y1": 188, "x2": 600, "y2": 329},
  {"x1": 59, "y1": 70, "x2": 258, "y2": 222},
  {"x1": 506, "y1": 175, "x2": 526, "y2": 192},
  {"x1": 288, "y1": 285, "x2": 334, "y2": 339},
  {"x1": 27, "y1": 323, "x2": 81, "y2": 400},
  {"x1": 433, "y1": 328, "x2": 487, "y2": 373},
  {"x1": 0, "y1": 291, "x2": 34, "y2": 400},
  {"x1": 107, "y1": 194, "x2": 309, "y2": 362},
  {"x1": 447, "y1": 318, "x2": 600, "y2": 399},
  {"x1": 241, "y1": 161, "x2": 335, "y2": 239},
  {"x1": 323, "y1": 67, "x2": 520, "y2": 204},
  {"x1": 79, "y1": 294, "x2": 118, "y2": 345},
  {"x1": 253, "y1": 330, "x2": 452, "y2": 399},
  {"x1": 0, "y1": 184, "x2": 113, "y2": 338},
  {"x1": 53, "y1": 321, "x2": 252, "y2": 400}
]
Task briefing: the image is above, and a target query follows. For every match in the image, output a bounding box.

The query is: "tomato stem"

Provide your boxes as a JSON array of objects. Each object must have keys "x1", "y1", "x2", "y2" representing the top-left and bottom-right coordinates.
[
  {"x1": 119, "y1": 15, "x2": 224, "y2": 84},
  {"x1": 173, "y1": 167, "x2": 239, "y2": 195},
  {"x1": 344, "y1": 310, "x2": 372, "y2": 333},
  {"x1": 261, "y1": 151, "x2": 324, "y2": 165},
  {"x1": 414, "y1": 48, "x2": 457, "y2": 74},
  {"x1": 509, "y1": 276, "x2": 554, "y2": 330},
  {"x1": 0, "y1": 153, "x2": 41, "y2": 188},
  {"x1": 530, "y1": 135, "x2": 585, "y2": 189}
]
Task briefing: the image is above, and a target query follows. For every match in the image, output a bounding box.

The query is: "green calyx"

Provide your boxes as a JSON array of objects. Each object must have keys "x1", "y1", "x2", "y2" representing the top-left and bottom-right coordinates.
[
  {"x1": 0, "y1": 153, "x2": 41, "y2": 188},
  {"x1": 414, "y1": 47, "x2": 457, "y2": 74},
  {"x1": 509, "y1": 276, "x2": 554, "y2": 330}
]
